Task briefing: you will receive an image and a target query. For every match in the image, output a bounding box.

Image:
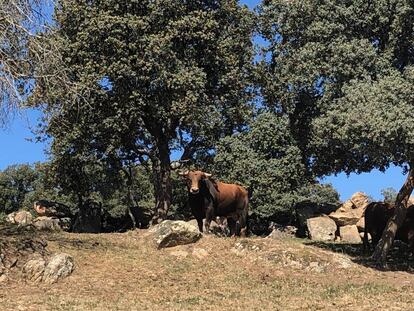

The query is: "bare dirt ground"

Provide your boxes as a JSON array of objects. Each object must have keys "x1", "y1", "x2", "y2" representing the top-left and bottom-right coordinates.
[{"x1": 1, "y1": 227, "x2": 414, "y2": 311}]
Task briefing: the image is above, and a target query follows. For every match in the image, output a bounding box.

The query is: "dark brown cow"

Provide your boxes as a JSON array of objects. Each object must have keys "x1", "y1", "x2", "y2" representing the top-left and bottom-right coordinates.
[
  {"x1": 363, "y1": 202, "x2": 414, "y2": 253},
  {"x1": 179, "y1": 170, "x2": 249, "y2": 236}
]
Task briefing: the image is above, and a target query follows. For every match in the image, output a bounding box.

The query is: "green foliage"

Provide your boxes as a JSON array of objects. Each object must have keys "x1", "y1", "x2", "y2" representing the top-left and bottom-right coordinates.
[
  {"x1": 214, "y1": 112, "x2": 305, "y2": 220},
  {"x1": 381, "y1": 187, "x2": 398, "y2": 204},
  {"x1": 259, "y1": 0, "x2": 414, "y2": 176},
  {"x1": 0, "y1": 162, "x2": 74, "y2": 215},
  {"x1": 0, "y1": 164, "x2": 37, "y2": 213},
  {"x1": 295, "y1": 183, "x2": 340, "y2": 213},
  {"x1": 213, "y1": 112, "x2": 340, "y2": 229},
  {"x1": 312, "y1": 70, "x2": 414, "y2": 174},
  {"x1": 101, "y1": 165, "x2": 154, "y2": 219},
  {"x1": 168, "y1": 172, "x2": 193, "y2": 220}
]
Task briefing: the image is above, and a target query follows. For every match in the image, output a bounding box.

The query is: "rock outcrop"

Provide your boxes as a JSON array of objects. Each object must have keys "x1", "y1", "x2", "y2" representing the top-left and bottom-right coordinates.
[
  {"x1": 339, "y1": 225, "x2": 361, "y2": 243},
  {"x1": 305, "y1": 192, "x2": 370, "y2": 243},
  {"x1": 33, "y1": 216, "x2": 62, "y2": 231},
  {"x1": 6, "y1": 211, "x2": 33, "y2": 226},
  {"x1": 33, "y1": 200, "x2": 72, "y2": 218},
  {"x1": 307, "y1": 216, "x2": 337, "y2": 241},
  {"x1": 329, "y1": 192, "x2": 369, "y2": 226},
  {"x1": 296, "y1": 203, "x2": 338, "y2": 237}
]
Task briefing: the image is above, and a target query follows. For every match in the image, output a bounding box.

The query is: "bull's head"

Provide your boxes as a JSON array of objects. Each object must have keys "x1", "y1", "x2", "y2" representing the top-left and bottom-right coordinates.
[{"x1": 179, "y1": 170, "x2": 212, "y2": 194}]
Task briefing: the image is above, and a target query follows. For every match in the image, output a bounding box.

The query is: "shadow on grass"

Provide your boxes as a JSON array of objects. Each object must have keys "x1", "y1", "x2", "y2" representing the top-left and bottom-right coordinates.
[
  {"x1": 0, "y1": 222, "x2": 38, "y2": 238},
  {"x1": 0, "y1": 222, "x2": 118, "y2": 253},
  {"x1": 305, "y1": 240, "x2": 414, "y2": 272}
]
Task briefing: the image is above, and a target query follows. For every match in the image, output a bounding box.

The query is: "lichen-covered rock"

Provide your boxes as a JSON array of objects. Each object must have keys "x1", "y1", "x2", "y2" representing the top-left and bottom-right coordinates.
[
  {"x1": 14, "y1": 211, "x2": 33, "y2": 225},
  {"x1": 339, "y1": 225, "x2": 362, "y2": 243},
  {"x1": 23, "y1": 253, "x2": 74, "y2": 284},
  {"x1": 33, "y1": 217, "x2": 62, "y2": 231},
  {"x1": 150, "y1": 220, "x2": 202, "y2": 249},
  {"x1": 42, "y1": 253, "x2": 75, "y2": 284},
  {"x1": 6, "y1": 212, "x2": 16, "y2": 224},
  {"x1": 6, "y1": 211, "x2": 33, "y2": 226},
  {"x1": 307, "y1": 216, "x2": 337, "y2": 241},
  {"x1": 329, "y1": 192, "x2": 369, "y2": 226},
  {"x1": 23, "y1": 255, "x2": 46, "y2": 283}
]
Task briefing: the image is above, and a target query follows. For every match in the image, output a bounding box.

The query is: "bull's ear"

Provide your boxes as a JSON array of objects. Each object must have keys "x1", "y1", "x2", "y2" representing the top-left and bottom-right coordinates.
[
  {"x1": 204, "y1": 173, "x2": 212, "y2": 178},
  {"x1": 178, "y1": 170, "x2": 189, "y2": 176}
]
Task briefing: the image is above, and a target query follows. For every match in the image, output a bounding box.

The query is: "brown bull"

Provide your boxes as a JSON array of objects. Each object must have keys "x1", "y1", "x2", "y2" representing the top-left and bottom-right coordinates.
[
  {"x1": 179, "y1": 170, "x2": 249, "y2": 236},
  {"x1": 363, "y1": 202, "x2": 414, "y2": 253}
]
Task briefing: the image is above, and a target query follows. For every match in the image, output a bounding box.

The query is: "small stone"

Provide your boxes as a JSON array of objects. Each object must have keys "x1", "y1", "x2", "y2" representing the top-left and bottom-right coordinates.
[
  {"x1": 0, "y1": 274, "x2": 8, "y2": 283},
  {"x1": 192, "y1": 248, "x2": 208, "y2": 259}
]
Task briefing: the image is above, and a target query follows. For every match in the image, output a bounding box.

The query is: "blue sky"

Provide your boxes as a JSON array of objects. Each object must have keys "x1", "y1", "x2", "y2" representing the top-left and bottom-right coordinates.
[{"x1": 0, "y1": 0, "x2": 407, "y2": 201}]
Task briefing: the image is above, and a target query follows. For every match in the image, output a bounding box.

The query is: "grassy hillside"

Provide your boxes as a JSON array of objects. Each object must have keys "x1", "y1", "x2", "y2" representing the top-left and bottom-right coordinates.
[{"x1": 1, "y1": 228, "x2": 414, "y2": 310}]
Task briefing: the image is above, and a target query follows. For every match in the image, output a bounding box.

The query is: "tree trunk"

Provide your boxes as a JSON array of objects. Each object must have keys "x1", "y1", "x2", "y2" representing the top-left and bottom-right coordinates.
[
  {"x1": 150, "y1": 140, "x2": 172, "y2": 225},
  {"x1": 372, "y1": 166, "x2": 414, "y2": 265},
  {"x1": 124, "y1": 166, "x2": 138, "y2": 229}
]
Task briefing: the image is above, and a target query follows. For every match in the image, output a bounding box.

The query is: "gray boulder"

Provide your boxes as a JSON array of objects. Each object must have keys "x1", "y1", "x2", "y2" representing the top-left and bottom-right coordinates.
[
  {"x1": 307, "y1": 216, "x2": 337, "y2": 241},
  {"x1": 43, "y1": 253, "x2": 75, "y2": 284},
  {"x1": 33, "y1": 216, "x2": 62, "y2": 231},
  {"x1": 150, "y1": 220, "x2": 202, "y2": 249},
  {"x1": 23, "y1": 253, "x2": 74, "y2": 284}
]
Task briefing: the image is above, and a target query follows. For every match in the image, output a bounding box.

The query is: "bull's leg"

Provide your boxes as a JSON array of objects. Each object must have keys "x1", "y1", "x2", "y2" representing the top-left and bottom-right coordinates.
[
  {"x1": 227, "y1": 218, "x2": 237, "y2": 237},
  {"x1": 196, "y1": 218, "x2": 203, "y2": 233},
  {"x1": 204, "y1": 208, "x2": 214, "y2": 234}
]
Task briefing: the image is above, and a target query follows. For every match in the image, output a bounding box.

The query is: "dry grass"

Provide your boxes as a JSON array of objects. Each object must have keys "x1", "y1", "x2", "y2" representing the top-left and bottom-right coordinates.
[{"x1": 1, "y1": 229, "x2": 414, "y2": 310}]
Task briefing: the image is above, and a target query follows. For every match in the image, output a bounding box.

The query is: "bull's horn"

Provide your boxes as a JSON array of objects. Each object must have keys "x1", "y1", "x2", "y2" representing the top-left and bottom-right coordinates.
[
  {"x1": 178, "y1": 170, "x2": 189, "y2": 176},
  {"x1": 204, "y1": 173, "x2": 212, "y2": 178}
]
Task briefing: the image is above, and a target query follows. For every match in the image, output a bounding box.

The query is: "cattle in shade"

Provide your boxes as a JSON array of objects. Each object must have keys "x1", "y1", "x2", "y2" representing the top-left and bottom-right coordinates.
[
  {"x1": 363, "y1": 202, "x2": 414, "y2": 253},
  {"x1": 179, "y1": 170, "x2": 249, "y2": 237}
]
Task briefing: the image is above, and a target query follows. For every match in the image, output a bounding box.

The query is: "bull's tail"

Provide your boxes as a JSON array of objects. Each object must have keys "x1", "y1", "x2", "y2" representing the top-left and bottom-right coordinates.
[{"x1": 239, "y1": 197, "x2": 249, "y2": 237}]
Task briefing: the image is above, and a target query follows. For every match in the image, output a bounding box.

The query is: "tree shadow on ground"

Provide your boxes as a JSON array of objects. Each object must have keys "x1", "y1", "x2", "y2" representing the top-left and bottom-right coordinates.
[
  {"x1": 0, "y1": 222, "x2": 38, "y2": 238},
  {"x1": 0, "y1": 222, "x2": 103, "y2": 251},
  {"x1": 305, "y1": 240, "x2": 414, "y2": 272}
]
